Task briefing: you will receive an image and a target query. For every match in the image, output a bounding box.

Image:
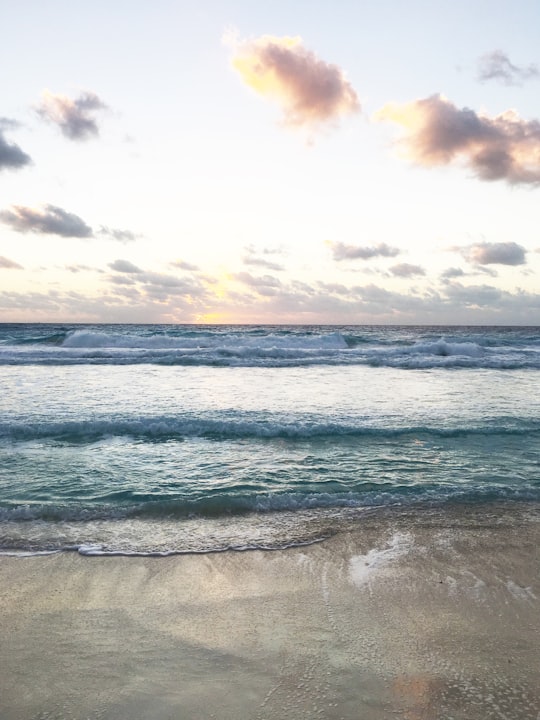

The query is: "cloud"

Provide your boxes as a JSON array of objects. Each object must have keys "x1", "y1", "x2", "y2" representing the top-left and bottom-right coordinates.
[
  {"x1": 440, "y1": 267, "x2": 466, "y2": 280},
  {"x1": 0, "y1": 120, "x2": 32, "y2": 171},
  {"x1": 99, "y1": 226, "x2": 141, "y2": 243},
  {"x1": 329, "y1": 241, "x2": 400, "y2": 261},
  {"x1": 375, "y1": 94, "x2": 540, "y2": 185},
  {"x1": 243, "y1": 245, "x2": 285, "y2": 271},
  {"x1": 0, "y1": 118, "x2": 20, "y2": 130},
  {"x1": 171, "y1": 260, "x2": 200, "y2": 272},
  {"x1": 107, "y1": 260, "x2": 212, "y2": 306},
  {"x1": 1, "y1": 266, "x2": 539, "y2": 324},
  {"x1": 0, "y1": 204, "x2": 92, "y2": 238},
  {"x1": 477, "y1": 50, "x2": 540, "y2": 86},
  {"x1": 389, "y1": 263, "x2": 425, "y2": 277},
  {"x1": 109, "y1": 259, "x2": 143, "y2": 274},
  {"x1": 0, "y1": 206, "x2": 139, "y2": 244},
  {"x1": 0, "y1": 285, "x2": 211, "y2": 323},
  {"x1": 0, "y1": 256, "x2": 23, "y2": 269},
  {"x1": 459, "y1": 241, "x2": 527, "y2": 266},
  {"x1": 227, "y1": 33, "x2": 359, "y2": 130},
  {"x1": 65, "y1": 264, "x2": 99, "y2": 273},
  {"x1": 36, "y1": 90, "x2": 108, "y2": 140},
  {"x1": 232, "y1": 271, "x2": 283, "y2": 296}
]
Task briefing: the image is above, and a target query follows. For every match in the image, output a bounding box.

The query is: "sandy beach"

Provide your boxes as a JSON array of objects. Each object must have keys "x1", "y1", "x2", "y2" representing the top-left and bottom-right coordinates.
[{"x1": 1, "y1": 504, "x2": 539, "y2": 720}]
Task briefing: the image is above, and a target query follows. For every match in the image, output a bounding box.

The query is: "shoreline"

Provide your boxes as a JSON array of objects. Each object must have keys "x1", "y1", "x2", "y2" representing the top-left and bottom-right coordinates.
[{"x1": 1, "y1": 503, "x2": 539, "y2": 719}]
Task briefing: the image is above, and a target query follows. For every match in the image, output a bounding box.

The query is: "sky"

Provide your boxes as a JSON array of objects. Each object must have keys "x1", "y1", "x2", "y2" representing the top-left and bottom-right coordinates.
[{"x1": 1, "y1": 0, "x2": 539, "y2": 324}]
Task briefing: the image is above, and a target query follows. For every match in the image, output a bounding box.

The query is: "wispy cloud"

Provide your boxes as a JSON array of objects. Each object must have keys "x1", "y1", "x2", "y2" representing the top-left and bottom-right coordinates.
[
  {"x1": 64, "y1": 264, "x2": 99, "y2": 273},
  {"x1": 458, "y1": 241, "x2": 527, "y2": 266},
  {"x1": 232, "y1": 271, "x2": 283, "y2": 296},
  {"x1": 36, "y1": 90, "x2": 108, "y2": 140},
  {"x1": 107, "y1": 260, "x2": 212, "y2": 307},
  {"x1": 170, "y1": 260, "x2": 200, "y2": 272},
  {"x1": 375, "y1": 94, "x2": 540, "y2": 185},
  {"x1": 477, "y1": 50, "x2": 539, "y2": 86},
  {"x1": 0, "y1": 119, "x2": 31, "y2": 171},
  {"x1": 243, "y1": 244, "x2": 285, "y2": 271},
  {"x1": 227, "y1": 33, "x2": 359, "y2": 130},
  {"x1": 98, "y1": 226, "x2": 141, "y2": 243},
  {"x1": 0, "y1": 204, "x2": 92, "y2": 238},
  {"x1": 1, "y1": 268, "x2": 539, "y2": 324},
  {"x1": 0, "y1": 255, "x2": 23, "y2": 269},
  {"x1": 329, "y1": 241, "x2": 400, "y2": 261}
]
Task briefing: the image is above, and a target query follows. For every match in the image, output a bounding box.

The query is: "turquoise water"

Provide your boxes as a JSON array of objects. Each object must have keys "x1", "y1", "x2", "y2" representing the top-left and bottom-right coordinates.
[{"x1": 0, "y1": 324, "x2": 538, "y2": 554}]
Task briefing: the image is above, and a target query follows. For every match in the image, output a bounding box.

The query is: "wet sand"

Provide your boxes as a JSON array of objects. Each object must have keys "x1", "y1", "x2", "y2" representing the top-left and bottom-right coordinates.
[{"x1": 1, "y1": 504, "x2": 539, "y2": 719}]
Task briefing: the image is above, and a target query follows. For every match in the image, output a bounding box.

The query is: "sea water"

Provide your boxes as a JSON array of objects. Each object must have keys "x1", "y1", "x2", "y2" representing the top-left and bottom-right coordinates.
[{"x1": 0, "y1": 324, "x2": 538, "y2": 555}]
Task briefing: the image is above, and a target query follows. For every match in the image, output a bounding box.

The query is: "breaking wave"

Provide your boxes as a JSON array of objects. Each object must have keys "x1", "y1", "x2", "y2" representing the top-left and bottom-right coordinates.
[
  {"x1": 1, "y1": 415, "x2": 538, "y2": 443},
  {"x1": 0, "y1": 325, "x2": 538, "y2": 368}
]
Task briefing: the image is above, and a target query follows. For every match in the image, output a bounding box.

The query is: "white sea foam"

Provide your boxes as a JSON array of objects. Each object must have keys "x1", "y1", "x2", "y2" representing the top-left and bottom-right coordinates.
[
  {"x1": 61, "y1": 329, "x2": 349, "y2": 351},
  {"x1": 409, "y1": 338, "x2": 484, "y2": 358},
  {"x1": 505, "y1": 580, "x2": 537, "y2": 602},
  {"x1": 349, "y1": 531, "x2": 413, "y2": 587}
]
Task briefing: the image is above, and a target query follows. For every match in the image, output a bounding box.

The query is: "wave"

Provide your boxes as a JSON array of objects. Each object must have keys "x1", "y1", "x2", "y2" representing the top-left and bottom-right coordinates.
[
  {"x1": 1, "y1": 483, "x2": 538, "y2": 528},
  {"x1": 0, "y1": 325, "x2": 538, "y2": 368},
  {"x1": 60, "y1": 328, "x2": 350, "y2": 351},
  {"x1": 0, "y1": 342, "x2": 538, "y2": 369},
  {"x1": 1, "y1": 414, "x2": 538, "y2": 443}
]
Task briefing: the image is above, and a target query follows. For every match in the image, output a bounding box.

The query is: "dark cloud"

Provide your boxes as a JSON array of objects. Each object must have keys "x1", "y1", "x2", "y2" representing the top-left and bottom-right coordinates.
[
  {"x1": 109, "y1": 259, "x2": 143, "y2": 274},
  {"x1": 228, "y1": 33, "x2": 359, "y2": 130},
  {"x1": 0, "y1": 118, "x2": 20, "y2": 130},
  {"x1": 389, "y1": 263, "x2": 425, "y2": 277},
  {"x1": 0, "y1": 122, "x2": 32, "y2": 171},
  {"x1": 376, "y1": 94, "x2": 540, "y2": 185},
  {"x1": 440, "y1": 267, "x2": 465, "y2": 280},
  {"x1": 329, "y1": 241, "x2": 400, "y2": 261},
  {"x1": 477, "y1": 50, "x2": 540, "y2": 86},
  {"x1": 460, "y1": 241, "x2": 527, "y2": 266},
  {"x1": 0, "y1": 204, "x2": 92, "y2": 238},
  {"x1": 99, "y1": 226, "x2": 141, "y2": 243},
  {"x1": 36, "y1": 90, "x2": 108, "y2": 140},
  {"x1": 0, "y1": 206, "x2": 138, "y2": 243},
  {"x1": 0, "y1": 256, "x2": 23, "y2": 269}
]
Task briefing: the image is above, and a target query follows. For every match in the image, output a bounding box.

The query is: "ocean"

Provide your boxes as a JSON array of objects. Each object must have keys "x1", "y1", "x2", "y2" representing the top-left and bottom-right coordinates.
[{"x1": 0, "y1": 323, "x2": 539, "y2": 556}]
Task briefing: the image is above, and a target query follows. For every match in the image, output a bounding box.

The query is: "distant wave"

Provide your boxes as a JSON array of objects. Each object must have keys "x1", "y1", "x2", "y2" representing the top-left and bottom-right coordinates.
[
  {"x1": 0, "y1": 329, "x2": 538, "y2": 369},
  {"x1": 61, "y1": 328, "x2": 350, "y2": 350}
]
